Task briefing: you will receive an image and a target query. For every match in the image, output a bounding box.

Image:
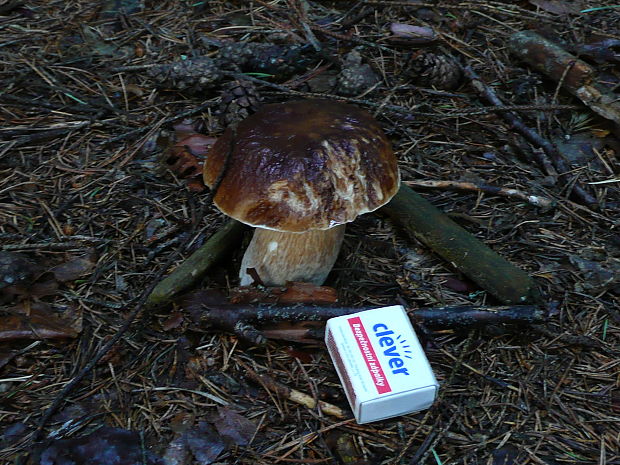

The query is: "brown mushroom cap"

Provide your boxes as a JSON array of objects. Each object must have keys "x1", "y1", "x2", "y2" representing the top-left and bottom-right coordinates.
[{"x1": 203, "y1": 99, "x2": 399, "y2": 232}]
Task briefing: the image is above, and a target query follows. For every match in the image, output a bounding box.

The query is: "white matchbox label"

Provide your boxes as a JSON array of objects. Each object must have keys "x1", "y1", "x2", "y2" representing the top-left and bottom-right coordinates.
[{"x1": 325, "y1": 305, "x2": 439, "y2": 424}]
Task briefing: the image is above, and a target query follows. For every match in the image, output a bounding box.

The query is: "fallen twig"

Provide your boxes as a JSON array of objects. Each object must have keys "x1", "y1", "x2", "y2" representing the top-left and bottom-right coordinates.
[
  {"x1": 2, "y1": 237, "x2": 110, "y2": 251},
  {"x1": 409, "y1": 409, "x2": 459, "y2": 465},
  {"x1": 170, "y1": 182, "x2": 543, "y2": 310},
  {"x1": 463, "y1": 66, "x2": 598, "y2": 207},
  {"x1": 195, "y1": 302, "x2": 546, "y2": 345},
  {"x1": 363, "y1": 1, "x2": 559, "y2": 21},
  {"x1": 225, "y1": 71, "x2": 422, "y2": 119},
  {"x1": 405, "y1": 180, "x2": 555, "y2": 208},
  {"x1": 240, "y1": 73, "x2": 578, "y2": 120},
  {"x1": 2, "y1": 123, "x2": 90, "y2": 149},
  {"x1": 382, "y1": 185, "x2": 541, "y2": 304},
  {"x1": 240, "y1": 360, "x2": 348, "y2": 419}
]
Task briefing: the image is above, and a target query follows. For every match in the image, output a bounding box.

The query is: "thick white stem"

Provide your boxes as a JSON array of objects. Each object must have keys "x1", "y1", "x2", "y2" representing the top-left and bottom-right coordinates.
[{"x1": 239, "y1": 225, "x2": 346, "y2": 286}]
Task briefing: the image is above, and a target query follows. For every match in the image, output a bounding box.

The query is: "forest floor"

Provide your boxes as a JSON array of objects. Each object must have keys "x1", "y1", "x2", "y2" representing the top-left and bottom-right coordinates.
[{"x1": 0, "y1": 1, "x2": 619, "y2": 464}]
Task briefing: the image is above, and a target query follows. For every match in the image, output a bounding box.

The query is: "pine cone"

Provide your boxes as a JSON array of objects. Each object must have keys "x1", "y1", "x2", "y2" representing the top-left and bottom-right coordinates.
[
  {"x1": 148, "y1": 57, "x2": 223, "y2": 92},
  {"x1": 218, "y1": 79, "x2": 262, "y2": 126},
  {"x1": 218, "y1": 42, "x2": 315, "y2": 77},
  {"x1": 407, "y1": 52, "x2": 462, "y2": 90}
]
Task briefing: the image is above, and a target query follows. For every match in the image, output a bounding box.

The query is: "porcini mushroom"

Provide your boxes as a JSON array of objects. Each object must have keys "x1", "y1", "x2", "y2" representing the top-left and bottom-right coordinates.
[{"x1": 203, "y1": 99, "x2": 399, "y2": 286}]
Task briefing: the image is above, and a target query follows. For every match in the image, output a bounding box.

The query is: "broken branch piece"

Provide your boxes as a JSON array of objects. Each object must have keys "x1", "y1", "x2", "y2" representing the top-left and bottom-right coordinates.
[
  {"x1": 195, "y1": 302, "x2": 546, "y2": 345},
  {"x1": 382, "y1": 185, "x2": 541, "y2": 304},
  {"x1": 405, "y1": 180, "x2": 555, "y2": 208},
  {"x1": 146, "y1": 220, "x2": 246, "y2": 307},
  {"x1": 509, "y1": 31, "x2": 620, "y2": 126},
  {"x1": 240, "y1": 361, "x2": 348, "y2": 419}
]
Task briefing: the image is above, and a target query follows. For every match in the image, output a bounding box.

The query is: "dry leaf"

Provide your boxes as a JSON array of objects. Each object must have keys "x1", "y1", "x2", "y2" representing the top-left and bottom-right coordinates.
[
  {"x1": 51, "y1": 252, "x2": 96, "y2": 282},
  {"x1": 578, "y1": 39, "x2": 620, "y2": 64},
  {"x1": 162, "y1": 311, "x2": 185, "y2": 331},
  {"x1": 1, "y1": 275, "x2": 59, "y2": 299},
  {"x1": 163, "y1": 422, "x2": 225, "y2": 465},
  {"x1": 0, "y1": 251, "x2": 40, "y2": 292},
  {"x1": 162, "y1": 127, "x2": 215, "y2": 192},
  {"x1": 211, "y1": 407, "x2": 256, "y2": 447},
  {"x1": 39, "y1": 427, "x2": 163, "y2": 465},
  {"x1": 0, "y1": 302, "x2": 79, "y2": 341}
]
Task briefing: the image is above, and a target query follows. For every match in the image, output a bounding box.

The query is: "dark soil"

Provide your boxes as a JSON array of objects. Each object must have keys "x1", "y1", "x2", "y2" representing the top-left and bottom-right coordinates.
[{"x1": 1, "y1": 1, "x2": 618, "y2": 464}]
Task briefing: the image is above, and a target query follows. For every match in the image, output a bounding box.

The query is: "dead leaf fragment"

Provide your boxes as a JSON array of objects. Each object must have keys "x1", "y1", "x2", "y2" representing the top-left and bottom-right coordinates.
[
  {"x1": 162, "y1": 311, "x2": 185, "y2": 331},
  {"x1": 0, "y1": 302, "x2": 79, "y2": 341},
  {"x1": 172, "y1": 119, "x2": 203, "y2": 139},
  {"x1": 491, "y1": 445, "x2": 521, "y2": 465},
  {"x1": 172, "y1": 134, "x2": 216, "y2": 160},
  {"x1": 211, "y1": 407, "x2": 256, "y2": 446},
  {"x1": 325, "y1": 431, "x2": 369, "y2": 465},
  {"x1": 2, "y1": 275, "x2": 59, "y2": 299},
  {"x1": 0, "y1": 422, "x2": 28, "y2": 447},
  {"x1": 443, "y1": 276, "x2": 478, "y2": 293},
  {"x1": 162, "y1": 125, "x2": 215, "y2": 192},
  {"x1": 51, "y1": 253, "x2": 96, "y2": 282},
  {"x1": 578, "y1": 39, "x2": 620, "y2": 64},
  {"x1": 163, "y1": 422, "x2": 225, "y2": 465},
  {"x1": 38, "y1": 426, "x2": 164, "y2": 465}
]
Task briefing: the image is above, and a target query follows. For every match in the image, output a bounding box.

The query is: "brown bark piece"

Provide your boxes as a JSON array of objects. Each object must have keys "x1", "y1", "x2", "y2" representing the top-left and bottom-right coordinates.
[
  {"x1": 509, "y1": 31, "x2": 620, "y2": 126},
  {"x1": 229, "y1": 282, "x2": 338, "y2": 305}
]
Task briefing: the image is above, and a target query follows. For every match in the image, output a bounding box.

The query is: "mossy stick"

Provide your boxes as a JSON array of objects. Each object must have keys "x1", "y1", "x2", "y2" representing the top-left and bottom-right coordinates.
[
  {"x1": 381, "y1": 185, "x2": 541, "y2": 304},
  {"x1": 146, "y1": 220, "x2": 246, "y2": 306}
]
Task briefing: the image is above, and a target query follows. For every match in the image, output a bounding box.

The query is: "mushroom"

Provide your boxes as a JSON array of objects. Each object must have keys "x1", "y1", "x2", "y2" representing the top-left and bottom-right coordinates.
[{"x1": 203, "y1": 99, "x2": 399, "y2": 286}]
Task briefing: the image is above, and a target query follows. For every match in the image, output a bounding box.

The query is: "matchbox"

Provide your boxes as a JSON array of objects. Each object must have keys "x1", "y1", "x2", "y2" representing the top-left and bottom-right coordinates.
[{"x1": 325, "y1": 306, "x2": 438, "y2": 423}]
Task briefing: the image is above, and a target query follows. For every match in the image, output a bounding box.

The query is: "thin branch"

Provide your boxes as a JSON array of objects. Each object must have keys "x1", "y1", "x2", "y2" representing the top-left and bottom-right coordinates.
[
  {"x1": 463, "y1": 66, "x2": 598, "y2": 207},
  {"x1": 239, "y1": 360, "x2": 348, "y2": 419},
  {"x1": 405, "y1": 180, "x2": 556, "y2": 208},
  {"x1": 196, "y1": 303, "x2": 547, "y2": 345}
]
